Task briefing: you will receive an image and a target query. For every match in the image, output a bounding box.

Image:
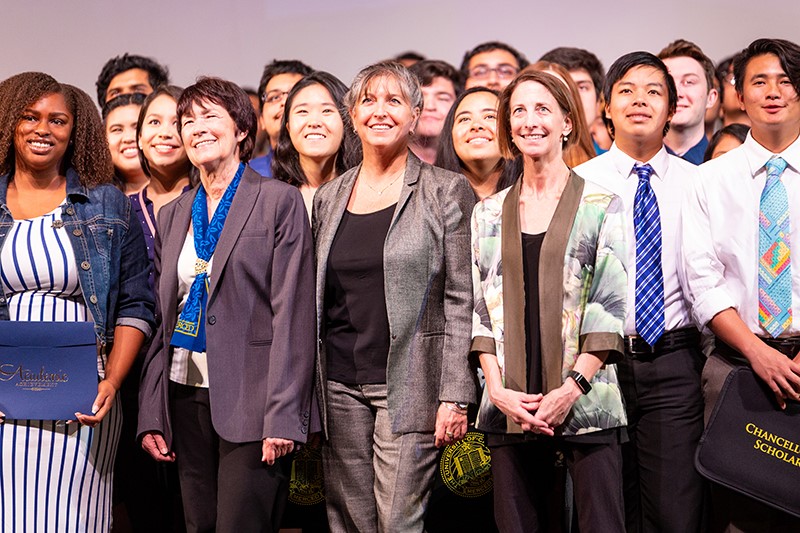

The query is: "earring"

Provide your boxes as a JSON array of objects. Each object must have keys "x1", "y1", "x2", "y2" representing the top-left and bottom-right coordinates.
[
  {"x1": 409, "y1": 129, "x2": 415, "y2": 136},
  {"x1": 562, "y1": 134, "x2": 569, "y2": 143}
]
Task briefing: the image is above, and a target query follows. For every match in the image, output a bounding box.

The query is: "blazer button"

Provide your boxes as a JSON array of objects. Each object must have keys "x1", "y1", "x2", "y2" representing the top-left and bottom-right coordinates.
[
  {"x1": 391, "y1": 334, "x2": 397, "y2": 340},
  {"x1": 208, "y1": 315, "x2": 216, "y2": 325},
  {"x1": 89, "y1": 294, "x2": 98, "y2": 304},
  {"x1": 72, "y1": 228, "x2": 83, "y2": 237},
  {"x1": 66, "y1": 207, "x2": 75, "y2": 216},
  {"x1": 80, "y1": 261, "x2": 91, "y2": 270}
]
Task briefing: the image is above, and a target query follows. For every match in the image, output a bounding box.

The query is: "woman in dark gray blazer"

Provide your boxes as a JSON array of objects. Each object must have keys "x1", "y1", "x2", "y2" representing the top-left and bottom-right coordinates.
[
  {"x1": 137, "y1": 77, "x2": 316, "y2": 533},
  {"x1": 312, "y1": 61, "x2": 477, "y2": 532}
]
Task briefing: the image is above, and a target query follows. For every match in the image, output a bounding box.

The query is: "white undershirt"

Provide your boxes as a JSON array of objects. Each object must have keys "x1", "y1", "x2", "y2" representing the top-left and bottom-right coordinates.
[{"x1": 169, "y1": 231, "x2": 212, "y2": 388}]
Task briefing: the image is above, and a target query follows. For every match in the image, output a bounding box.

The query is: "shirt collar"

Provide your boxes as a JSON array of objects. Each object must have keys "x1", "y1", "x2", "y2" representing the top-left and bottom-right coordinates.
[
  {"x1": 608, "y1": 142, "x2": 670, "y2": 181},
  {"x1": 742, "y1": 131, "x2": 800, "y2": 178}
]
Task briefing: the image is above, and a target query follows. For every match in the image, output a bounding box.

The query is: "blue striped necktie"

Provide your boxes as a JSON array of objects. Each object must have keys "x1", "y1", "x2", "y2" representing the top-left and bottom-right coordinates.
[
  {"x1": 633, "y1": 163, "x2": 665, "y2": 346},
  {"x1": 759, "y1": 156, "x2": 791, "y2": 337}
]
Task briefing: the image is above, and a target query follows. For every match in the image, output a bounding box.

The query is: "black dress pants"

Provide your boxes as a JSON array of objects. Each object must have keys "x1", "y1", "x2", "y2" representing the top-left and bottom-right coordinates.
[
  {"x1": 170, "y1": 383, "x2": 292, "y2": 533},
  {"x1": 490, "y1": 437, "x2": 624, "y2": 533},
  {"x1": 618, "y1": 346, "x2": 707, "y2": 532}
]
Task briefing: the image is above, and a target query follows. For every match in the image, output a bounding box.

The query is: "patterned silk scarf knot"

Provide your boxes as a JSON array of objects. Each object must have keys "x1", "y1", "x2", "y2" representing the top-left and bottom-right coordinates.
[
  {"x1": 171, "y1": 162, "x2": 245, "y2": 352},
  {"x1": 633, "y1": 163, "x2": 665, "y2": 346},
  {"x1": 759, "y1": 156, "x2": 791, "y2": 338}
]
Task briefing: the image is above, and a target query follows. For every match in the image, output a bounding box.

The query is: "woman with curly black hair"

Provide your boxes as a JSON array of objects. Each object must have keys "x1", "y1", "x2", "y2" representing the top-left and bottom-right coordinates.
[{"x1": 0, "y1": 72, "x2": 153, "y2": 532}]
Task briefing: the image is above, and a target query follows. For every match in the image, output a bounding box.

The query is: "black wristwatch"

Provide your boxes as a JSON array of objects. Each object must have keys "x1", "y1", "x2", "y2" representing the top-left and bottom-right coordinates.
[{"x1": 568, "y1": 370, "x2": 592, "y2": 395}]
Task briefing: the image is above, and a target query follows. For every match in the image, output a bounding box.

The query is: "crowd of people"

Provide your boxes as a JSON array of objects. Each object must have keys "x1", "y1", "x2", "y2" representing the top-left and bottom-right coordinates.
[{"x1": 0, "y1": 34, "x2": 797, "y2": 533}]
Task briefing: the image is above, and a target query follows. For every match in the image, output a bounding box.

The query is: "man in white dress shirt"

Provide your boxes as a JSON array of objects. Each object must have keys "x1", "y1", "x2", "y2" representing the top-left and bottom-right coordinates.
[
  {"x1": 576, "y1": 51, "x2": 705, "y2": 533},
  {"x1": 680, "y1": 38, "x2": 800, "y2": 531}
]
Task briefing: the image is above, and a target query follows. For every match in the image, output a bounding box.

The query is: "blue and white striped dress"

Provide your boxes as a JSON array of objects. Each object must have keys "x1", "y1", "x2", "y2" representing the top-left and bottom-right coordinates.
[{"x1": 0, "y1": 204, "x2": 121, "y2": 532}]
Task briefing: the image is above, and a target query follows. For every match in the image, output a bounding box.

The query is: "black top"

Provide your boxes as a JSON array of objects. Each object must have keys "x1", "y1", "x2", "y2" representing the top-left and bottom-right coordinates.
[
  {"x1": 487, "y1": 231, "x2": 623, "y2": 446},
  {"x1": 522, "y1": 231, "x2": 545, "y2": 396},
  {"x1": 324, "y1": 204, "x2": 396, "y2": 384}
]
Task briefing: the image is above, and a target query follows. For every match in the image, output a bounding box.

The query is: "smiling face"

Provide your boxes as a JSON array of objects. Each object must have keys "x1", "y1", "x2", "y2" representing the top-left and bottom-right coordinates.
[
  {"x1": 738, "y1": 53, "x2": 800, "y2": 135},
  {"x1": 287, "y1": 83, "x2": 344, "y2": 161},
  {"x1": 606, "y1": 65, "x2": 672, "y2": 145},
  {"x1": 663, "y1": 55, "x2": 715, "y2": 130},
  {"x1": 453, "y1": 91, "x2": 501, "y2": 168},
  {"x1": 105, "y1": 68, "x2": 153, "y2": 103},
  {"x1": 139, "y1": 94, "x2": 189, "y2": 175},
  {"x1": 509, "y1": 81, "x2": 572, "y2": 160},
  {"x1": 106, "y1": 103, "x2": 142, "y2": 177},
  {"x1": 181, "y1": 100, "x2": 246, "y2": 171},
  {"x1": 417, "y1": 76, "x2": 457, "y2": 138},
  {"x1": 351, "y1": 75, "x2": 419, "y2": 153},
  {"x1": 261, "y1": 72, "x2": 304, "y2": 146},
  {"x1": 14, "y1": 92, "x2": 74, "y2": 174}
]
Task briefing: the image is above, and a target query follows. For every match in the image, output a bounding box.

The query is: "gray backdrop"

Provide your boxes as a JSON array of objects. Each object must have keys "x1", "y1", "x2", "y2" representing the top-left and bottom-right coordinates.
[{"x1": 3, "y1": 0, "x2": 799, "y2": 103}]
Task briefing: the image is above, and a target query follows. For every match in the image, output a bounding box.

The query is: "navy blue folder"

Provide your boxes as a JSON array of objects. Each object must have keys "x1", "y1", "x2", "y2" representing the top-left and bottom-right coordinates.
[{"x1": 0, "y1": 321, "x2": 98, "y2": 420}]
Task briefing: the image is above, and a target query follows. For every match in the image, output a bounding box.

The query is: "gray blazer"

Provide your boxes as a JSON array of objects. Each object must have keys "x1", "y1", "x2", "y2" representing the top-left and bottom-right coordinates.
[
  {"x1": 138, "y1": 166, "x2": 316, "y2": 445},
  {"x1": 312, "y1": 152, "x2": 477, "y2": 436}
]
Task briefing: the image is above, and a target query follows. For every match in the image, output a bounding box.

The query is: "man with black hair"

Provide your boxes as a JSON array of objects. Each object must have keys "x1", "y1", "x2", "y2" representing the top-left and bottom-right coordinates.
[
  {"x1": 460, "y1": 41, "x2": 527, "y2": 91},
  {"x1": 408, "y1": 59, "x2": 462, "y2": 164},
  {"x1": 95, "y1": 53, "x2": 169, "y2": 104},
  {"x1": 681, "y1": 38, "x2": 800, "y2": 531},
  {"x1": 540, "y1": 46, "x2": 612, "y2": 154},
  {"x1": 250, "y1": 59, "x2": 313, "y2": 177},
  {"x1": 576, "y1": 51, "x2": 705, "y2": 533}
]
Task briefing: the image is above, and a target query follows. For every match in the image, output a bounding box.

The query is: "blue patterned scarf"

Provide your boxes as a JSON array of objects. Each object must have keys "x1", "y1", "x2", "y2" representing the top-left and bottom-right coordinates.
[{"x1": 170, "y1": 163, "x2": 245, "y2": 352}]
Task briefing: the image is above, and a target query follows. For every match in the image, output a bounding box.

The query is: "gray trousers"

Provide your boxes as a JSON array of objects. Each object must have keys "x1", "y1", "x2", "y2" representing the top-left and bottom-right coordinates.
[{"x1": 322, "y1": 380, "x2": 439, "y2": 533}]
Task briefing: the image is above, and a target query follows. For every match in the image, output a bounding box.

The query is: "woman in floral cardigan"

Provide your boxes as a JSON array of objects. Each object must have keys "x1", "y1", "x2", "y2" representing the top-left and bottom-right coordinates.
[{"x1": 471, "y1": 71, "x2": 628, "y2": 532}]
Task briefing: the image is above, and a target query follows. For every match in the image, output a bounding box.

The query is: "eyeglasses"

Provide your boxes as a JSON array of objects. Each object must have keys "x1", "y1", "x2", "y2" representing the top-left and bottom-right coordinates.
[
  {"x1": 263, "y1": 90, "x2": 291, "y2": 105},
  {"x1": 468, "y1": 64, "x2": 519, "y2": 80}
]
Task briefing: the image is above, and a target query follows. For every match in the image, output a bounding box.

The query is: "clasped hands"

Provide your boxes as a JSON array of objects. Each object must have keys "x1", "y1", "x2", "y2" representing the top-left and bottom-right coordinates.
[{"x1": 489, "y1": 379, "x2": 583, "y2": 436}]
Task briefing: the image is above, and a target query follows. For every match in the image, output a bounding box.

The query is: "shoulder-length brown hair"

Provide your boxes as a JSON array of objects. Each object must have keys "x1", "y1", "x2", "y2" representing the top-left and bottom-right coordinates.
[
  {"x1": 525, "y1": 61, "x2": 596, "y2": 167},
  {"x1": 497, "y1": 71, "x2": 579, "y2": 162},
  {"x1": 0, "y1": 72, "x2": 112, "y2": 187}
]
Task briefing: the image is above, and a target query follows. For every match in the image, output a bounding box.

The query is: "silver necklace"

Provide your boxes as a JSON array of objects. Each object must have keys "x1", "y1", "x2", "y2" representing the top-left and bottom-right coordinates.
[{"x1": 362, "y1": 168, "x2": 404, "y2": 196}]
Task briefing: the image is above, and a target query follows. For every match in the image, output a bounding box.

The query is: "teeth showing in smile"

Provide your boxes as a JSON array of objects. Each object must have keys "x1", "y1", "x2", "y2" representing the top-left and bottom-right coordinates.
[
  {"x1": 153, "y1": 144, "x2": 177, "y2": 153},
  {"x1": 122, "y1": 147, "x2": 139, "y2": 156},
  {"x1": 195, "y1": 140, "x2": 214, "y2": 148},
  {"x1": 305, "y1": 133, "x2": 326, "y2": 140},
  {"x1": 467, "y1": 137, "x2": 491, "y2": 144},
  {"x1": 370, "y1": 124, "x2": 391, "y2": 130},
  {"x1": 29, "y1": 141, "x2": 53, "y2": 149},
  {"x1": 521, "y1": 134, "x2": 544, "y2": 140}
]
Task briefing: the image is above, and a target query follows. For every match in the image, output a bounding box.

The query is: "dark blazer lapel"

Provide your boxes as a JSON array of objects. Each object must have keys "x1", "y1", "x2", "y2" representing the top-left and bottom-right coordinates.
[
  {"x1": 314, "y1": 165, "x2": 359, "y2": 324},
  {"x1": 208, "y1": 167, "x2": 260, "y2": 298},
  {"x1": 501, "y1": 179, "x2": 525, "y2": 433},
  {"x1": 539, "y1": 171, "x2": 584, "y2": 393},
  {"x1": 160, "y1": 187, "x2": 196, "y2": 329}
]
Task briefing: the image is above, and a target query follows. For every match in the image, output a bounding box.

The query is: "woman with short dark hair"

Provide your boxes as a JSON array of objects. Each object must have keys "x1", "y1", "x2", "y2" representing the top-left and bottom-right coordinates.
[{"x1": 138, "y1": 76, "x2": 316, "y2": 532}]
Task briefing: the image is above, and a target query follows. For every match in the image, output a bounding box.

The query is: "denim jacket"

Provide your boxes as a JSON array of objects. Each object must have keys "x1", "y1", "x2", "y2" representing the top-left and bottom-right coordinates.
[{"x1": 0, "y1": 169, "x2": 154, "y2": 347}]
